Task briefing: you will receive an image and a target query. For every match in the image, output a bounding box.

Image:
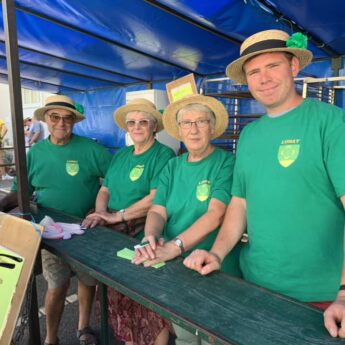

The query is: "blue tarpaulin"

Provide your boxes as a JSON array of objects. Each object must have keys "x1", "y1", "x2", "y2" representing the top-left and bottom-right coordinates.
[{"x1": 1, "y1": 0, "x2": 345, "y2": 145}]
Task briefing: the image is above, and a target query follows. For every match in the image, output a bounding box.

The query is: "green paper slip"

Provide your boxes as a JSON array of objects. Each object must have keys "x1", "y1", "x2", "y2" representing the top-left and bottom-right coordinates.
[
  {"x1": 117, "y1": 248, "x2": 165, "y2": 269},
  {"x1": 0, "y1": 245, "x2": 25, "y2": 338}
]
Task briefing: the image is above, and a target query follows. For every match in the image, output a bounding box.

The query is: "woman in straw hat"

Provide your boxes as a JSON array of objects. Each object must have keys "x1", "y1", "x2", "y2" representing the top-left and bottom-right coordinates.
[
  {"x1": 82, "y1": 98, "x2": 175, "y2": 345},
  {"x1": 132, "y1": 94, "x2": 242, "y2": 345}
]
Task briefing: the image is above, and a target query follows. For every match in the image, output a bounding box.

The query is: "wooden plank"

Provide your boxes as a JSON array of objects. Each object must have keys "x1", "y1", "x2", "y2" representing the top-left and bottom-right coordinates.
[
  {"x1": 0, "y1": 213, "x2": 43, "y2": 345},
  {"x1": 34, "y1": 207, "x2": 345, "y2": 345}
]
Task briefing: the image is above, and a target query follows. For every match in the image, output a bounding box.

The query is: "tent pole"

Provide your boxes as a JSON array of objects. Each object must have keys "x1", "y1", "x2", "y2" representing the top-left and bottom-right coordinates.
[
  {"x1": 2, "y1": 1, "x2": 41, "y2": 345},
  {"x1": 2, "y1": 0, "x2": 30, "y2": 214}
]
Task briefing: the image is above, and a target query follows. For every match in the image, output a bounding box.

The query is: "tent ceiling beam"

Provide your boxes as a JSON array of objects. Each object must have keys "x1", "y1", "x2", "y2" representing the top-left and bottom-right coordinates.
[
  {"x1": 0, "y1": 55, "x2": 124, "y2": 87},
  {"x1": 0, "y1": 39, "x2": 150, "y2": 83}
]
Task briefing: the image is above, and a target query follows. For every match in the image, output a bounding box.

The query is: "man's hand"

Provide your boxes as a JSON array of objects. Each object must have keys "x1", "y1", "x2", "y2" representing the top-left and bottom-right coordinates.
[
  {"x1": 183, "y1": 249, "x2": 221, "y2": 275},
  {"x1": 324, "y1": 296, "x2": 345, "y2": 337}
]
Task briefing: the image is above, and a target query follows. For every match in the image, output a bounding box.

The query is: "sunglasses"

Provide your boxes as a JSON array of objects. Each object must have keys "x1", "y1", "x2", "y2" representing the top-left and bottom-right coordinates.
[
  {"x1": 126, "y1": 119, "x2": 151, "y2": 128},
  {"x1": 47, "y1": 113, "x2": 76, "y2": 124}
]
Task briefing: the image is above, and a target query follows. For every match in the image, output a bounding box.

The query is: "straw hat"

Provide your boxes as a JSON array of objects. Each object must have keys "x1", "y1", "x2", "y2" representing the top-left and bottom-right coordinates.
[
  {"x1": 163, "y1": 94, "x2": 228, "y2": 140},
  {"x1": 226, "y1": 30, "x2": 313, "y2": 84},
  {"x1": 34, "y1": 95, "x2": 85, "y2": 122},
  {"x1": 114, "y1": 98, "x2": 164, "y2": 132}
]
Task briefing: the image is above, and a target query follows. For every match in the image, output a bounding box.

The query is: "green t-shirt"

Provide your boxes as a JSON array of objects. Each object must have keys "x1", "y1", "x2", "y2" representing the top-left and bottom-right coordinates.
[
  {"x1": 154, "y1": 147, "x2": 242, "y2": 276},
  {"x1": 12, "y1": 135, "x2": 112, "y2": 218},
  {"x1": 232, "y1": 98, "x2": 345, "y2": 301},
  {"x1": 103, "y1": 140, "x2": 175, "y2": 210}
]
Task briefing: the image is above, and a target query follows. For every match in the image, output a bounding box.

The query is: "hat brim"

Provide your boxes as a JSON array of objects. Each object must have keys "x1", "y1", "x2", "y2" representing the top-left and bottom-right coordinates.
[
  {"x1": 34, "y1": 105, "x2": 85, "y2": 123},
  {"x1": 163, "y1": 95, "x2": 229, "y2": 141},
  {"x1": 114, "y1": 104, "x2": 164, "y2": 132},
  {"x1": 226, "y1": 48, "x2": 313, "y2": 84}
]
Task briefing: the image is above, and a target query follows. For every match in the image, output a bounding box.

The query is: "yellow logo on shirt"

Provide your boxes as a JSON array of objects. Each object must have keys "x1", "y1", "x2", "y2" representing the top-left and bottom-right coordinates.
[
  {"x1": 278, "y1": 139, "x2": 300, "y2": 168},
  {"x1": 129, "y1": 165, "x2": 144, "y2": 181},
  {"x1": 66, "y1": 160, "x2": 79, "y2": 176},
  {"x1": 196, "y1": 180, "x2": 211, "y2": 202}
]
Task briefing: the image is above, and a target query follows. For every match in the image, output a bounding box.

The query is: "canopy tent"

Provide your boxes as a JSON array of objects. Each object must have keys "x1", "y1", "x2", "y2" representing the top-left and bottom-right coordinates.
[
  {"x1": 1, "y1": 0, "x2": 345, "y2": 94},
  {"x1": 1, "y1": 0, "x2": 345, "y2": 213}
]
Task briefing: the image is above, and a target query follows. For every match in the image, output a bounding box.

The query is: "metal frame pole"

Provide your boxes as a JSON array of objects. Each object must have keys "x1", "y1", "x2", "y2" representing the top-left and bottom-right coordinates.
[{"x1": 2, "y1": 1, "x2": 40, "y2": 344}]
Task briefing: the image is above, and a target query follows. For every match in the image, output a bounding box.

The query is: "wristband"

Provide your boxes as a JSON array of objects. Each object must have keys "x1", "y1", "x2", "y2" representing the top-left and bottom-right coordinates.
[
  {"x1": 119, "y1": 209, "x2": 125, "y2": 222},
  {"x1": 209, "y1": 251, "x2": 222, "y2": 265},
  {"x1": 339, "y1": 284, "x2": 345, "y2": 291}
]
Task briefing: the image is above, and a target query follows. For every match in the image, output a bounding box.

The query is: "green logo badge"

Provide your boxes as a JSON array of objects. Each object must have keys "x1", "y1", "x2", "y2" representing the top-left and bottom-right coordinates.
[
  {"x1": 278, "y1": 144, "x2": 300, "y2": 168},
  {"x1": 66, "y1": 160, "x2": 79, "y2": 176},
  {"x1": 196, "y1": 180, "x2": 211, "y2": 202},
  {"x1": 129, "y1": 165, "x2": 144, "y2": 181}
]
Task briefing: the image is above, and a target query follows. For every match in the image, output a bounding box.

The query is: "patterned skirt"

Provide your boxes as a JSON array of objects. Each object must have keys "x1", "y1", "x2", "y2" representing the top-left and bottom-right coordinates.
[{"x1": 97, "y1": 287, "x2": 172, "y2": 345}]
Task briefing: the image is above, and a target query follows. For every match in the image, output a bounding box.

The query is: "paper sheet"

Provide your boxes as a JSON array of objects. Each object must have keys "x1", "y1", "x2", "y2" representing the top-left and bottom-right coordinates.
[
  {"x1": 117, "y1": 248, "x2": 165, "y2": 269},
  {"x1": 0, "y1": 245, "x2": 25, "y2": 338}
]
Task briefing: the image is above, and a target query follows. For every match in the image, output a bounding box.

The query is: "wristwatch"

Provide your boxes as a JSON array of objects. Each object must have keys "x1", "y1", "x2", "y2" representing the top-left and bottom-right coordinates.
[
  {"x1": 119, "y1": 209, "x2": 126, "y2": 222},
  {"x1": 173, "y1": 237, "x2": 185, "y2": 254}
]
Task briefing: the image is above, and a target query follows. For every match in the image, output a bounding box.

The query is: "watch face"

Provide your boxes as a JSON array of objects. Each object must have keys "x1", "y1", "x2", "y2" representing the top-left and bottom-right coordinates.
[{"x1": 174, "y1": 238, "x2": 184, "y2": 253}]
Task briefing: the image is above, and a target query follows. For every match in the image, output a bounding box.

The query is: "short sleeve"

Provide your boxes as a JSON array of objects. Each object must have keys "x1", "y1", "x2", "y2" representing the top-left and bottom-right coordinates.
[
  {"x1": 153, "y1": 161, "x2": 172, "y2": 207},
  {"x1": 210, "y1": 153, "x2": 235, "y2": 205},
  {"x1": 323, "y1": 108, "x2": 345, "y2": 197},
  {"x1": 149, "y1": 146, "x2": 175, "y2": 190}
]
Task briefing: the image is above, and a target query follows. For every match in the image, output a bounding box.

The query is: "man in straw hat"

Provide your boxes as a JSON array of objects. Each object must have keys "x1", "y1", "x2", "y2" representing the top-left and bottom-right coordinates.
[
  {"x1": 184, "y1": 29, "x2": 345, "y2": 338},
  {"x1": 0, "y1": 95, "x2": 112, "y2": 345}
]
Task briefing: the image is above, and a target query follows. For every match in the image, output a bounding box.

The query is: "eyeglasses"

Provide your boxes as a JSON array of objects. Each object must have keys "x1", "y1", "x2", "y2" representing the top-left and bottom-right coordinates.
[
  {"x1": 126, "y1": 119, "x2": 151, "y2": 128},
  {"x1": 47, "y1": 113, "x2": 76, "y2": 124},
  {"x1": 178, "y1": 119, "x2": 210, "y2": 129}
]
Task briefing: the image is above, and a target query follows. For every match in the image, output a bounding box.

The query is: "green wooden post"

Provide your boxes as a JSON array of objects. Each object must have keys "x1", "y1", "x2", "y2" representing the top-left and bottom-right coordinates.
[{"x1": 99, "y1": 283, "x2": 108, "y2": 345}]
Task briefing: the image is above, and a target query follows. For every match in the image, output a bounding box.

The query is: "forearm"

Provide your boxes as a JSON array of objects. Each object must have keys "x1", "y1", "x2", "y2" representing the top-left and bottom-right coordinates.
[
  {"x1": 29, "y1": 132, "x2": 40, "y2": 145},
  {"x1": 95, "y1": 188, "x2": 110, "y2": 212},
  {"x1": 178, "y1": 199, "x2": 226, "y2": 252},
  {"x1": 0, "y1": 192, "x2": 18, "y2": 212},
  {"x1": 337, "y1": 195, "x2": 345, "y2": 295},
  {"x1": 123, "y1": 190, "x2": 155, "y2": 221},
  {"x1": 210, "y1": 196, "x2": 247, "y2": 262},
  {"x1": 144, "y1": 206, "x2": 166, "y2": 238}
]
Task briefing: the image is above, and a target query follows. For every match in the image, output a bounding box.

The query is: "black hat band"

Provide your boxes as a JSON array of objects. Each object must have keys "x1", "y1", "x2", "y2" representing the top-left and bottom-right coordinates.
[
  {"x1": 241, "y1": 39, "x2": 287, "y2": 57},
  {"x1": 45, "y1": 101, "x2": 76, "y2": 110}
]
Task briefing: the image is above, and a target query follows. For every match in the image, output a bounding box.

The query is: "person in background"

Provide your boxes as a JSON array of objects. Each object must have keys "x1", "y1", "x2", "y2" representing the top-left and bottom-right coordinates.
[
  {"x1": 0, "y1": 95, "x2": 112, "y2": 345},
  {"x1": 183, "y1": 29, "x2": 345, "y2": 339},
  {"x1": 0, "y1": 119, "x2": 12, "y2": 180},
  {"x1": 27, "y1": 114, "x2": 44, "y2": 146},
  {"x1": 82, "y1": 98, "x2": 175, "y2": 345},
  {"x1": 133, "y1": 93, "x2": 242, "y2": 345}
]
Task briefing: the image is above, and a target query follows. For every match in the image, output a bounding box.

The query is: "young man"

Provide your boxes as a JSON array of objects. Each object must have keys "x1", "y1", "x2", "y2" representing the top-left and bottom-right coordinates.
[
  {"x1": 183, "y1": 30, "x2": 345, "y2": 338},
  {"x1": 0, "y1": 95, "x2": 112, "y2": 345}
]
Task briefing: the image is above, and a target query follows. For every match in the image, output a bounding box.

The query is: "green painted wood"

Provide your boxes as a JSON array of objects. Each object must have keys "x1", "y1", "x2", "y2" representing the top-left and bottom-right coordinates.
[
  {"x1": 99, "y1": 283, "x2": 108, "y2": 345},
  {"x1": 35, "y1": 207, "x2": 345, "y2": 345}
]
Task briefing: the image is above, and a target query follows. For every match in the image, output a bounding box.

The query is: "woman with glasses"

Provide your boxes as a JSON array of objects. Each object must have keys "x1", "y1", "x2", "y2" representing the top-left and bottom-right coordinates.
[
  {"x1": 82, "y1": 98, "x2": 175, "y2": 345},
  {"x1": 132, "y1": 94, "x2": 242, "y2": 345}
]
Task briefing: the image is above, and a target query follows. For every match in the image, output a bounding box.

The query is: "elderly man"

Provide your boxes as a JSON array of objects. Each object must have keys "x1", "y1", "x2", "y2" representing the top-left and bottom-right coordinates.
[
  {"x1": 184, "y1": 29, "x2": 345, "y2": 338},
  {"x1": 0, "y1": 95, "x2": 112, "y2": 345}
]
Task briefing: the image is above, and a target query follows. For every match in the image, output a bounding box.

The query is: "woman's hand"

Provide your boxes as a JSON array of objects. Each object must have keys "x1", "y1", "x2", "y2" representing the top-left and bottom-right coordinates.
[
  {"x1": 90, "y1": 211, "x2": 122, "y2": 224},
  {"x1": 81, "y1": 212, "x2": 106, "y2": 228},
  {"x1": 132, "y1": 235, "x2": 164, "y2": 264},
  {"x1": 137, "y1": 240, "x2": 181, "y2": 267}
]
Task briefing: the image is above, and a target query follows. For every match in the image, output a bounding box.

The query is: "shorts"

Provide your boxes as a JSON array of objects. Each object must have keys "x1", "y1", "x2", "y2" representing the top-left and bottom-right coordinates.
[
  {"x1": 173, "y1": 324, "x2": 210, "y2": 345},
  {"x1": 42, "y1": 249, "x2": 96, "y2": 289}
]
